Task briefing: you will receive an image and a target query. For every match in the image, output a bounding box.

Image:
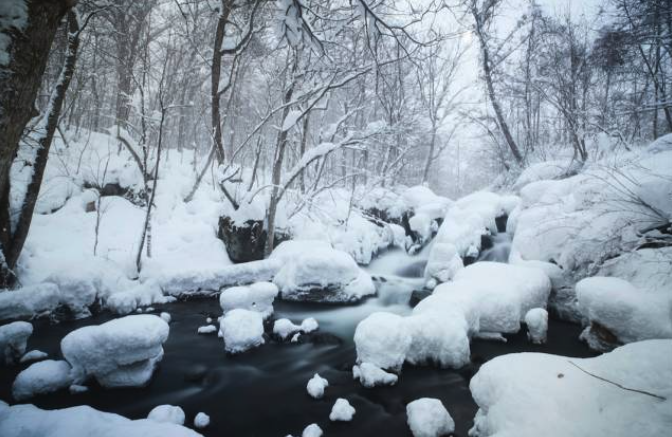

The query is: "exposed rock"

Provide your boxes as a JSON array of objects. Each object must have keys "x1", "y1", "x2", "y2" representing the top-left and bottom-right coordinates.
[
  {"x1": 495, "y1": 214, "x2": 508, "y2": 233},
  {"x1": 217, "y1": 216, "x2": 290, "y2": 263},
  {"x1": 580, "y1": 321, "x2": 622, "y2": 352}
]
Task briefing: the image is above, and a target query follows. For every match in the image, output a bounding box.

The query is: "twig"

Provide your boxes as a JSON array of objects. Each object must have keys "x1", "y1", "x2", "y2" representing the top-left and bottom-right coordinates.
[{"x1": 568, "y1": 361, "x2": 666, "y2": 401}]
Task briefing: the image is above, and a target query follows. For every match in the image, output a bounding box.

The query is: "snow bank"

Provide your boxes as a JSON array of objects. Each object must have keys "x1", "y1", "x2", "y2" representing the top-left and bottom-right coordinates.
[
  {"x1": 147, "y1": 405, "x2": 185, "y2": 425},
  {"x1": 219, "y1": 282, "x2": 278, "y2": 318},
  {"x1": 0, "y1": 321, "x2": 32, "y2": 365},
  {"x1": 524, "y1": 308, "x2": 548, "y2": 344},
  {"x1": 272, "y1": 241, "x2": 375, "y2": 303},
  {"x1": 352, "y1": 362, "x2": 398, "y2": 388},
  {"x1": 354, "y1": 312, "x2": 411, "y2": 371},
  {"x1": 12, "y1": 360, "x2": 73, "y2": 401},
  {"x1": 219, "y1": 309, "x2": 265, "y2": 353},
  {"x1": 0, "y1": 403, "x2": 203, "y2": 437},
  {"x1": 469, "y1": 340, "x2": 672, "y2": 437},
  {"x1": 329, "y1": 398, "x2": 356, "y2": 421},
  {"x1": 61, "y1": 315, "x2": 169, "y2": 387},
  {"x1": 306, "y1": 373, "x2": 328, "y2": 399},
  {"x1": 406, "y1": 398, "x2": 454, "y2": 437}
]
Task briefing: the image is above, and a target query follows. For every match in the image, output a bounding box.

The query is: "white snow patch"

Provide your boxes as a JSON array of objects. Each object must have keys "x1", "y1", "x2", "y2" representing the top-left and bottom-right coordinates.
[
  {"x1": 329, "y1": 398, "x2": 356, "y2": 422},
  {"x1": 306, "y1": 373, "x2": 328, "y2": 399},
  {"x1": 406, "y1": 398, "x2": 455, "y2": 437},
  {"x1": 219, "y1": 282, "x2": 278, "y2": 318},
  {"x1": 219, "y1": 309, "x2": 265, "y2": 353}
]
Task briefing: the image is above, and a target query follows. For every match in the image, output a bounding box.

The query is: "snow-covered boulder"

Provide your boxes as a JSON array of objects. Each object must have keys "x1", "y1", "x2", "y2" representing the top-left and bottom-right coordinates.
[
  {"x1": 219, "y1": 282, "x2": 279, "y2": 318},
  {"x1": 302, "y1": 423, "x2": 323, "y2": 437},
  {"x1": 405, "y1": 312, "x2": 472, "y2": 369},
  {"x1": 147, "y1": 405, "x2": 185, "y2": 425},
  {"x1": 0, "y1": 403, "x2": 203, "y2": 437},
  {"x1": 0, "y1": 284, "x2": 60, "y2": 322},
  {"x1": 273, "y1": 317, "x2": 319, "y2": 340},
  {"x1": 0, "y1": 321, "x2": 33, "y2": 365},
  {"x1": 20, "y1": 349, "x2": 48, "y2": 364},
  {"x1": 12, "y1": 360, "x2": 73, "y2": 401},
  {"x1": 219, "y1": 309, "x2": 265, "y2": 353},
  {"x1": 329, "y1": 398, "x2": 356, "y2": 421},
  {"x1": 406, "y1": 398, "x2": 455, "y2": 437},
  {"x1": 272, "y1": 241, "x2": 375, "y2": 303},
  {"x1": 352, "y1": 362, "x2": 398, "y2": 388},
  {"x1": 306, "y1": 373, "x2": 328, "y2": 399},
  {"x1": 469, "y1": 340, "x2": 672, "y2": 437},
  {"x1": 354, "y1": 312, "x2": 411, "y2": 371},
  {"x1": 576, "y1": 276, "x2": 672, "y2": 350},
  {"x1": 524, "y1": 308, "x2": 548, "y2": 344},
  {"x1": 61, "y1": 315, "x2": 169, "y2": 387},
  {"x1": 194, "y1": 412, "x2": 210, "y2": 429}
]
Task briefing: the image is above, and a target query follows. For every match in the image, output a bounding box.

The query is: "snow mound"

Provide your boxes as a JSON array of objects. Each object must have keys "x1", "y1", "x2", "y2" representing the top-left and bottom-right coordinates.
[
  {"x1": 197, "y1": 325, "x2": 217, "y2": 335},
  {"x1": 272, "y1": 241, "x2": 375, "y2": 303},
  {"x1": 524, "y1": 308, "x2": 548, "y2": 344},
  {"x1": 194, "y1": 412, "x2": 210, "y2": 429},
  {"x1": 61, "y1": 315, "x2": 169, "y2": 387},
  {"x1": 306, "y1": 373, "x2": 328, "y2": 399},
  {"x1": 147, "y1": 405, "x2": 185, "y2": 425},
  {"x1": 469, "y1": 340, "x2": 672, "y2": 437},
  {"x1": 219, "y1": 282, "x2": 278, "y2": 319},
  {"x1": 354, "y1": 312, "x2": 411, "y2": 371},
  {"x1": 12, "y1": 360, "x2": 73, "y2": 401},
  {"x1": 0, "y1": 321, "x2": 32, "y2": 365},
  {"x1": 219, "y1": 309, "x2": 265, "y2": 353},
  {"x1": 352, "y1": 362, "x2": 398, "y2": 388},
  {"x1": 406, "y1": 398, "x2": 455, "y2": 437},
  {"x1": 302, "y1": 423, "x2": 323, "y2": 437},
  {"x1": 329, "y1": 398, "x2": 356, "y2": 422},
  {"x1": 20, "y1": 349, "x2": 48, "y2": 364},
  {"x1": 405, "y1": 312, "x2": 472, "y2": 369},
  {"x1": 273, "y1": 317, "x2": 319, "y2": 340},
  {"x1": 0, "y1": 284, "x2": 60, "y2": 322},
  {"x1": 513, "y1": 160, "x2": 577, "y2": 189},
  {"x1": 0, "y1": 403, "x2": 203, "y2": 437}
]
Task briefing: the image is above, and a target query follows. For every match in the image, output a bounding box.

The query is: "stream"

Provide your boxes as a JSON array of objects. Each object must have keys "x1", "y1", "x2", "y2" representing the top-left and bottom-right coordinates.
[{"x1": 0, "y1": 239, "x2": 597, "y2": 437}]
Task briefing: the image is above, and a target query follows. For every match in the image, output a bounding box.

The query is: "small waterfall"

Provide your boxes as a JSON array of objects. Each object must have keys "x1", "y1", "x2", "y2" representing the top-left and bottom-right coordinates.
[{"x1": 478, "y1": 233, "x2": 512, "y2": 263}]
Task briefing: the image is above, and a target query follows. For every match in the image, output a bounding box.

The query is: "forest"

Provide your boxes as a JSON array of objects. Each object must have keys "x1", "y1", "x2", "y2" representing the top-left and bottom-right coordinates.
[{"x1": 0, "y1": 0, "x2": 670, "y2": 436}]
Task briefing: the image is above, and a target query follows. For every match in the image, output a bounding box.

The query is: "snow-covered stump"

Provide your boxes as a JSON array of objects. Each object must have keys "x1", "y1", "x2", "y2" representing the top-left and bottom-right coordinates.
[
  {"x1": 12, "y1": 360, "x2": 73, "y2": 401},
  {"x1": 0, "y1": 321, "x2": 33, "y2": 365},
  {"x1": 219, "y1": 309, "x2": 265, "y2": 354},
  {"x1": 219, "y1": 282, "x2": 279, "y2": 319},
  {"x1": 61, "y1": 315, "x2": 169, "y2": 388},
  {"x1": 406, "y1": 398, "x2": 455, "y2": 437},
  {"x1": 524, "y1": 308, "x2": 548, "y2": 344}
]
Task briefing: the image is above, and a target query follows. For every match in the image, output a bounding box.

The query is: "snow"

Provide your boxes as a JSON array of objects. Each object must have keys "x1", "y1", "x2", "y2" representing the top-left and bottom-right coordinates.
[
  {"x1": 219, "y1": 309, "x2": 265, "y2": 353},
  {"x1": 12, "y1": 360, "x2": 73, "y2": 401},
  {"x1": 197, "y1": 325, "x2": 217, "y2": 335},
  {"x1": 405, "y1": 312, "x2": 472, "y2": 369},
  {"x1": 0, "y1": 403, "x2": 203, "y2": 437},
  {"x1": 513, "y1": 160, "x2": 578, "y2": 189},
  {"x1": 576, "y1": 276, "x2": 672, "y2": 346},
  {"x1": 0, "y1": 284, "x2": 60, "y2": 322},
  {"x1": 406, "y1": 398, "x2": 455, "y2": 437},
  {"x1": 147, "y1": 405, "x2": 185, "y2": 425},
  {"x1": 469, "y1": 340, "x2": 672, "y2": 437},
  {"x1": 300, "y1": 317, "x2": 319, "y2": 333},
  {"x1": 160, "y1": 312, "x2": 171, "y2": 323},
  {"x1": 282, "y1": 109, "x2": 303, "y2": 131},
  {"x1": 69, "y1": 384, "x2": 88, "y2": 394},
  {"x1": 524, "y1": 308, "x2": 548, "y2": 344},
  {"x1": 272, "y1": 241, "x2": 375, "y2": 303},
  {"x1": 0, "y1": 320, "x2": 32, "y2": 365},
  {"x1": 194, "y1": 412, "x2": 210, "y2": 429},
  {"x1": 329, "y1": 398, "x2": 356, "y2": 422},
  {"x1": 274, "y1": 317, "x2": 319, "y2": 340},
  {"x1": 61, "y1": 315, "x2": 169, "y2": 388},
  {"x1": 302, "y1": 423, "x2": 323, "y2": 437},
  {"x1": 306, "y1": 373, "x2": 329, "y2": 399},
  {"x1": 219, "y1": 282, "x2": 278, "y2": 318},
  {"x1": 354, "y1": 312, "x2": 411, "y2": 371},
  {"x1": 352, "y1": 362, "x2": 398, "y2": 388},
  {"x1": 20, "y1": 350, "x2": 48, "y2": 364}
]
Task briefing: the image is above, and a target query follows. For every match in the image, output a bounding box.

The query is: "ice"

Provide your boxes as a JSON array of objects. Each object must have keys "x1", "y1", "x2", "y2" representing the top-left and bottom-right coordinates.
[
  {"x1": 0, "y1": 321, "x2": 32, "y2": 365},
  {"x1": 302, "y1": 423, "x2": 323, "y2": 437},
  {"x1": 20, "y1": 350, "x2": 48, "y2": 364},
  {"x1": 194, "y1": 412, "x2": 210, "y2": 429},
  {"x1": 147, "y1": 405, "x2": 185, "y2": 425},
  {"x1": 12, "y1": 360, "x2": 73, "y2": 401},
  {"x1": 406, "y1": 398, "x2": 455, "y2": 437},
  {"x1": 61, "y1": 315, "x2": 169, "y2": 388},
  {"x1": 354, "y1": 312, "x2": 411, "y2": 371},
  {"x1": 524, "y1": 308, "x2": 548, "y2": 344},
  {"x1": 0, "y1": 403, "x2": 203, "y2": 436},
  {"x1": 219, "y1": 282, "x2": 279, "y2": 319},
  {"x1": 306, "y1": 373, "x2": 329, "y2": 399},
  {"x1": 197, "y1": 325, "x2": 217, "y2": 335},
  {"x1": 469, "y1": 340, "x2": 672, "y2": 437},
  {"x1": 219, "y1": 309, "x2": 265, "y2": 353},
  {"x1": 329, "y1": 398, "x2": 356, "y2": 421},
  {"x1": 352, "y1": 362, "x2": 398, "y2": 388}
]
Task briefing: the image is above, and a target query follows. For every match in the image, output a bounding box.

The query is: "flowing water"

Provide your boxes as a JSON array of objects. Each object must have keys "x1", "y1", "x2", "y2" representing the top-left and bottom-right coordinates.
[{"x1": 0, "y1": 241, "x2": 596, "y2": 437}]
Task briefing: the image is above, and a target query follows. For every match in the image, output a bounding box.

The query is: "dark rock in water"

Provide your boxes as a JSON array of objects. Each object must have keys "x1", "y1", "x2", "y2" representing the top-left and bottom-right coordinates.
[
  {"x1": 480, "y1": 234, "x2": 494, "y2": 251},
  {"x1": 379, "y1": 276, "x2": 387, "y2": 283},
  {"x1": 184, "y1": 364, "x2": 208, "y2": 383},
  {"x1": 217, "y1": 216, "x2": 290, "y2": 263},
  {"x1": 409, "y1": 289, "x2": 432, "y2": 307},
  {"x1": 495, "y1": 214, "x2": 508, "y2": 233},
  {"x1": 463, "y1": 255, "x2": 477, "y2": 266},
  {"x1": 396, "y1": 261, "x2": 427, "y2": 279},
  {"x1": 580, "y1": 322, "x2": 622, "y2": 352},
  {"x1": 279, "y1": 286, "x2": 365, "y2": 304}
]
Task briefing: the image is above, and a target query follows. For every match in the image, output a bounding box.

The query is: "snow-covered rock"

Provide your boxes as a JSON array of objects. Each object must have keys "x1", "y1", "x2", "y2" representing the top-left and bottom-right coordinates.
[
  {"x1": 352, "y1": 362, "x2": 398, "y2": 388},
  {"x1": 61, "y1": 315, "x2": 169, "y2": 387},
  {"x1": 0, "y1": 284, "x2": 60, "y2": 322},
  {"x1": 197, "y1": 325, "x2": 217, "y2": 335},
  {"x1": 524, "y1": 308, "x2": 548, "y2": 344},
  {"x1": 12, "y1": 360, "x2": 73, "y2": 401},
  {"x1": 406, "y1": 398, "x2": 455, "y2": 437},
  {"x1": 273, "y1": 317, "x2": 320, "y2": 340},
  {"x1": 469, "y1": 340, "x2": 672, "y2": 437},
  {"x1": 219, "y1": 309, "x2": 265, "y2": 353},
  {"x1": 20, "y1": 349, "x2": 48, "y2": 364},
  {"x1": 405, "y1": 312, "x2": 472, "y2": 369},
  {"x1": 272, "y1": 241, "x2": 375, "y2": 303},
  {"x1": 354, "y1": 312, "x2": 411, "y2": 371},
  {"x1": 147, "y1": 405, "x2": 185, "y2": 425},
  {"x1": 0, "y1": 403, "x2": 203, "y2": 437},
  {"x1": 329, "y1": 398, "x2": 356, "y2": 421},
  {"x1": 219, "y1": 282, "x2": 278, "y2": 318},
  {"x1": 194, "y1": 412, "x2": 210, "y2": 429},
  {"x1": 306, "y1": 373, "x2": 328, "y2": 399},
  {"x1": 302, "y1": 423, "x2": 323, "y2": 437},
  {"x1": 160, "y1": 312, "x2": 171, "y2": 323},
  {"x1": 0, "y1": 321, "x2": 33, "y2": 365}
]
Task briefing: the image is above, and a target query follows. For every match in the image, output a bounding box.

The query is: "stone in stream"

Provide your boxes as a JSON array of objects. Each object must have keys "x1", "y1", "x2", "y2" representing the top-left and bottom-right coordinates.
[{"x1": 217, "y1": 215, "x2": 290, "y2": 263}]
